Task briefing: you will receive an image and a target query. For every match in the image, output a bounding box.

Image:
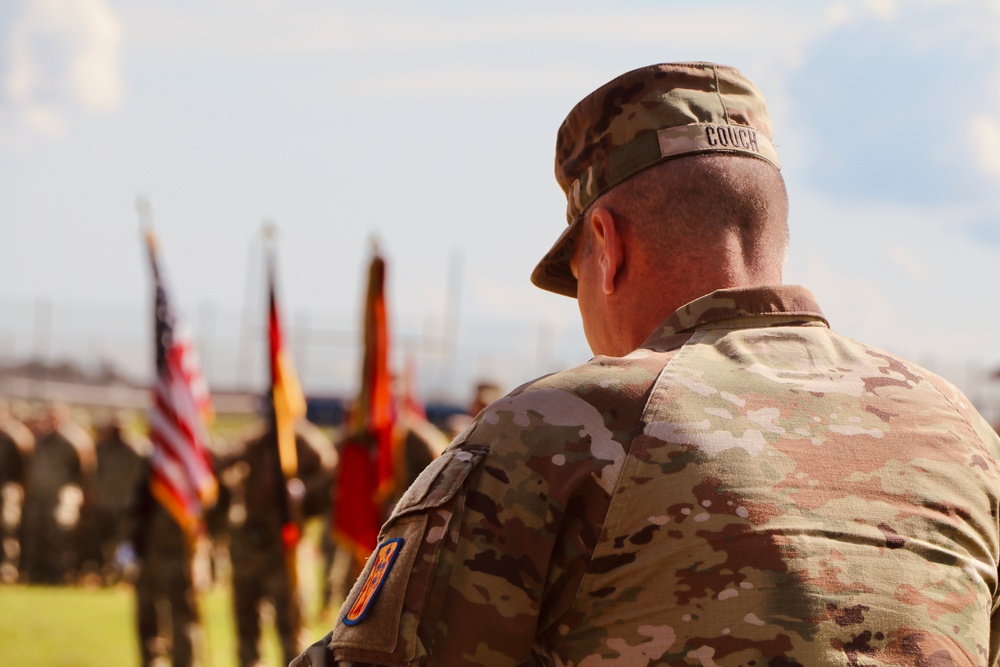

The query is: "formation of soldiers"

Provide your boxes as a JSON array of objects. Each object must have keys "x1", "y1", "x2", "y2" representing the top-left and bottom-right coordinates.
[
  {"x1": 0, "y1": 388, "x2": 481, "y2": 666},
  {"x1": 2, "y1": 401, "x2": 110, "y2": 586}
]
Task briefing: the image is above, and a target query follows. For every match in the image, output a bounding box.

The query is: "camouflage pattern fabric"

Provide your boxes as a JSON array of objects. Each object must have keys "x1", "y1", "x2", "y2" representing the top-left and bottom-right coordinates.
[
  {"x1": 134, "y1": 474, "x2": 202, "y2": 667},
  {"x1": 19, "y1": 427, "x2": 88, "y2": 584},
  {"x1": 293, "y1": 285, "x2": 1000, "y2": 667},
  {"x1": 78, "y1": 429, "x2": 147, "y2": 581},
  {"x1": 0, "y1": 417, "x2": 31, "y2": 577}
]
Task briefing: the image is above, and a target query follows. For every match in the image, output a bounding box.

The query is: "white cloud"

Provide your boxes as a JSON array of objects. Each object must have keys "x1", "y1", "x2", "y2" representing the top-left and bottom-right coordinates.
[
  {"x1": 123, "y1": 5, "x2": 813, "y2": 58},
  {"x1": 2, "y1": 0, "x2": 123, "y2": 137},
  {"x1": 968, "y1": 114, "x2": 1000, "y2": 181},
  {"x1": 823, "y1": 0, "x2": 897, "y2": 27},
  {"x1": 867, "y1": 0, "x2": 901, "y2": 20},
  {"x1": 360, "y1": 66, "x2": 590, "y2": 96},
  {"x1": 825, "y1": 0, "x2": 1000, "y2": 30},
  {"x1": 886, "y1": 245, "x2": 925, "y2": 277}
]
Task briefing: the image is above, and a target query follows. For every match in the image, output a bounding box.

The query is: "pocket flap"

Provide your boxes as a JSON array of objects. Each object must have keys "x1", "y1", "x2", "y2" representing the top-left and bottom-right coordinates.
[{"x1": 389, "y1": 444, "x2": 489, "y2": 519}]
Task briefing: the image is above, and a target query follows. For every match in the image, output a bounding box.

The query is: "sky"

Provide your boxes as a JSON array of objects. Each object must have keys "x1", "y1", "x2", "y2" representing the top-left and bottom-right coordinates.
[{"x1": 2, "y1": 0, "x2": 1000, "y2": 411}]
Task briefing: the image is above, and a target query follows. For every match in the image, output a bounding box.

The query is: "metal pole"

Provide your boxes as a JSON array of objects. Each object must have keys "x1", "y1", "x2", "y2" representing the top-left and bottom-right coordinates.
[
  {"x1": 237, "y1": 230, "x2": 264, "y2": 391},
  {"x1": 440, "y1": 248, "x2": 462, "y2": 399}
]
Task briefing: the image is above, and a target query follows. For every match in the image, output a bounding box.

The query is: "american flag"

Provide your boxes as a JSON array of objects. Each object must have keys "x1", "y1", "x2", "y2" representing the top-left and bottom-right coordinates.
[{"x1": 144, "y1": 230, "x2": 217, "y2": 535}]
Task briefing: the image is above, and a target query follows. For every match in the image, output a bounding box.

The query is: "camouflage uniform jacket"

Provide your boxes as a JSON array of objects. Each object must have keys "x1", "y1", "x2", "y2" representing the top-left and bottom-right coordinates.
[{"x1": 294, "y1": 285, "x2": 1000, "y2": 667}]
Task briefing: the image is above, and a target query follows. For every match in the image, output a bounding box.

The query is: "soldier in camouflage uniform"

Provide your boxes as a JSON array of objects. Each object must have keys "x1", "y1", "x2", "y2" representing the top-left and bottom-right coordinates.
[
  {"x1": 78, "y1": 414, "x2": 148, "y2": 583},
  {"x1": 218, "y1": 420, "x2": 336, "y2": 667},
  {"x1": 0, "y1": 402, "x2": 33, "y2": 581},
  {"x1": 133, "y1": 465, "x2": 203, "y2": 667},
  {"x1": 293, "y1": 62, "x2": 1000, "y2": 666},
  {"x1": 19, "y1": 403, "x2": 93, "y2": 584}
]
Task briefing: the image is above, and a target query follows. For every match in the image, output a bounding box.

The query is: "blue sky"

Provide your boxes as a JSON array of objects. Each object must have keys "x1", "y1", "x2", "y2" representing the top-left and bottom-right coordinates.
[{"x1": 2, "y1": 0, "x2": 1000, "y2": 411}]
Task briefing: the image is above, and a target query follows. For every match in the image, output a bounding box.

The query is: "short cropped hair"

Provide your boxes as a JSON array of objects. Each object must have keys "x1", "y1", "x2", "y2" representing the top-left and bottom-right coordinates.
[{"x1": 585, "y1": 154, "x2": 789, "y2": 280}]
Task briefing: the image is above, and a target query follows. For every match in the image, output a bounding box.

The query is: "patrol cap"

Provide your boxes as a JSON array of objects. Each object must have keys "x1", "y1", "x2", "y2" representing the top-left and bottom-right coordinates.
[{"x1": 530, "y1": 62, "x2": 780, "y2": 297}]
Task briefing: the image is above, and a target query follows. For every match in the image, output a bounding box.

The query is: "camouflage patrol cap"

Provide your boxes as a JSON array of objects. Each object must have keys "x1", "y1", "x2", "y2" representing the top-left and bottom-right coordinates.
[{"x1": 530, "y1": 62, "x2": 780, "y2": 297}]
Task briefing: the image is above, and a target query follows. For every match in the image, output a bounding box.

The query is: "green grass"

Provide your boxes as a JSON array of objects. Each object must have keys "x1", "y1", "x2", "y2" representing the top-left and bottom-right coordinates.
[
  {"x1": 0, "y1": 584, "x2": 139, "y2": 666},
  {"x1": 0, "y1": 581, "x2": 336, "y2": 667},
  {"x1": 0, "y1": 412, "x2": 345, "y2": 666}
]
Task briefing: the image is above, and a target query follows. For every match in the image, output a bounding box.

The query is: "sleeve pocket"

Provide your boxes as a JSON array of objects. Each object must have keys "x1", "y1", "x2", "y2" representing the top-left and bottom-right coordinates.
[
  {"x1": 330, "y1": 444, "x2": 490, "y2": 664},
  {"x1": 387, "y1": 444, "x2": 490, "y2": 520}
]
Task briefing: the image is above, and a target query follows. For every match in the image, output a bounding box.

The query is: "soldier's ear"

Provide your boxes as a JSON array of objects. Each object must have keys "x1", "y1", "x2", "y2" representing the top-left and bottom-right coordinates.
[{"x1": 589, "y1": 207, "x2": 623, "y2": 295}]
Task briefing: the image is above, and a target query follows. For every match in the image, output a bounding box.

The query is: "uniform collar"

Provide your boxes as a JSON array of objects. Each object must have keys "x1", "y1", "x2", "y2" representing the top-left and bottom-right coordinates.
[{"x1": 643, "y1": 284, "x2": 828, "y2": 345}]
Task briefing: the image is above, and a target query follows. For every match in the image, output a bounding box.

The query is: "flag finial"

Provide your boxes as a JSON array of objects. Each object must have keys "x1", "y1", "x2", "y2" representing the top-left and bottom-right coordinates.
[
  {"x1": 368, "y1": 233, "x2": 382, "y2": 256},
  {"x1": 262, "y1": 220, "x2": 277, "y2": 242},
  {"x1": 136, "y1": 195, "x2": 152, "y2": 222},
  {"x1": 137, "y1": 197, "x2": 157, "y2": 250}
]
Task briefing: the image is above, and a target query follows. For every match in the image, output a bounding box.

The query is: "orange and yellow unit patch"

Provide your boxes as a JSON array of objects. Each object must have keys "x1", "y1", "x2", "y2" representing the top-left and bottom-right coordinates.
[{"x1": 343, "y1": 537, "x2": 404, "y2": 626}]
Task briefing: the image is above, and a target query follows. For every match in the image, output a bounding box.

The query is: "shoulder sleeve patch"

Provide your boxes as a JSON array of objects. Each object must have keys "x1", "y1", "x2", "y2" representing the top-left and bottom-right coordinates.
[{"x1": 343, "y1": 537, "x2": 405, "y2": 626}]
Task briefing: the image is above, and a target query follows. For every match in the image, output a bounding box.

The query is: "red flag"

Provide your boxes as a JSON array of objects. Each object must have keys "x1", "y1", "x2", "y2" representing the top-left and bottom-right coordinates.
[
  {"x1": 144, "y1": 229, "x2": 217, "y2": 536},
  {"x1": 334, "y1": 251, "x2": 395, "y2": 563}
]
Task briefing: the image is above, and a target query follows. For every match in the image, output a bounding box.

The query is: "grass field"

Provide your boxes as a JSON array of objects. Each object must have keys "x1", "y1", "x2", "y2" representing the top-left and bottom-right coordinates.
[
  {"x1": 0, "y1": 581, "x2": 336, "y2": 667},
  {"x1": 0, "y1": 413, "x2": 348, "y2": 665}
]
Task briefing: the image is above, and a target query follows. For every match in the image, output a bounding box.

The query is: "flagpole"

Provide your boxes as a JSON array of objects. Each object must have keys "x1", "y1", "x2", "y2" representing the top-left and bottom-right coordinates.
[
  {"x1": 137, "y1": 196, "x2": 156, "y2": 265},
  {"x1": 333, "y1": 241, "x2": 395, "y2": 569},
  {"x1": 263, "y1": 222, "x2": 308, "y2": 636},
  {"x1": 236, "y1": 233, "x2": 260, "y2": 391}
]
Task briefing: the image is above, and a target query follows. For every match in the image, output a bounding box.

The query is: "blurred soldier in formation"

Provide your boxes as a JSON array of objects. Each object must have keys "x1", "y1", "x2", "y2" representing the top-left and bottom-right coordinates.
[
  {"x1": 0, "y1": 400, "x2": 34, "y2": 582},
  {"x1": 78, "y1": 412, "x2": 149, "y2": 584},
  {"x1": 132, "y1": 464, "x2": 205, "y2": 667},
  {"x1": 19, "y1": 403, "x2": 94, "y2": 584},
  {"x1": 215, "y1": 419, "x2": 336, "y2": 667},
  {"x1": 445, "y1": 380, "x2": 504, "y2": 438}
]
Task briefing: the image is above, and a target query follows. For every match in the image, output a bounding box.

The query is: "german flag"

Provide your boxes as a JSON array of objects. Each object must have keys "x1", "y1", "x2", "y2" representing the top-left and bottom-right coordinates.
[
  {"x1": 268, "y1": 248, "x2": 306, "y2": 481},
  {"x1": 265, "y1": 236, "x2": 308, "y2": 604}
]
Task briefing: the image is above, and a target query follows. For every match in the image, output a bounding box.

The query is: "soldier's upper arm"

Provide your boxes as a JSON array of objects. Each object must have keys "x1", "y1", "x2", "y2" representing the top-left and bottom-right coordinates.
[{"x1": 300, "y1": 437, "x2": 555, "y2": 667}]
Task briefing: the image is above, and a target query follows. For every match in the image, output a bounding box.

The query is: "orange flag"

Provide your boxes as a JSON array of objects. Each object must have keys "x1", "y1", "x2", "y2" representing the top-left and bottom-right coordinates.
[{"x1": 334, "y1": 250, "x2": 396, "y2": 563}]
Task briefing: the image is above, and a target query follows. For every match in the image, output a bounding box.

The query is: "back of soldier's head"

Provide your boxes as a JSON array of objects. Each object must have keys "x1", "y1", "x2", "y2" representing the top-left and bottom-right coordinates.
[
  {"x1": 598, "y1": 153, "x2": 789, "y2": 275},
  {"x1": 532, "y1": 62, "x2": 786, "y2": 298}
]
